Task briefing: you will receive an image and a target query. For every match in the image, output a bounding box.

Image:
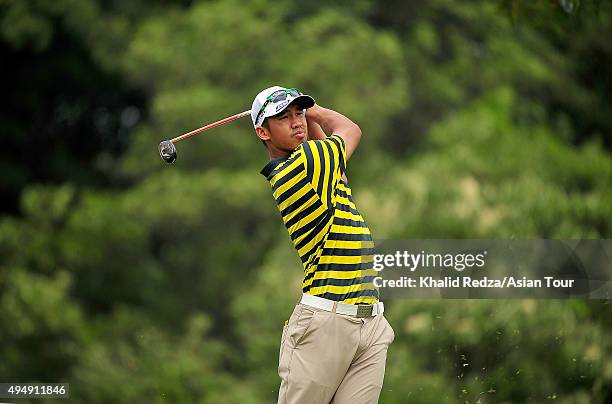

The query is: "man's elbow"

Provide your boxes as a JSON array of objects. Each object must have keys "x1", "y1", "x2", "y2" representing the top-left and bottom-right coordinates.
[
  {"x1": 337, "y1": 121, "x2": 362, "y2": 159},
  {"x1": 350, "y1": 122, "x2": 362, "y2": 142}
]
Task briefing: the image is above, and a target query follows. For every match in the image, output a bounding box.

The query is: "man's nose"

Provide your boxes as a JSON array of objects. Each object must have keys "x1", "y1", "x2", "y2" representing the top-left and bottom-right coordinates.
[{"x1": 290, "y1": 114, "x2": 302, "y2": 127}]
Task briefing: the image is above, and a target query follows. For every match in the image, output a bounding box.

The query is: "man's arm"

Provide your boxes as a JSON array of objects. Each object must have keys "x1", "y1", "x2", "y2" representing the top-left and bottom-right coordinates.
[
  {"x1": 305, "y1": 105, "x2": 362, "y2": 162},
  {"x1": 306, "y1": 114, "x2": 327, "y2": 141}
]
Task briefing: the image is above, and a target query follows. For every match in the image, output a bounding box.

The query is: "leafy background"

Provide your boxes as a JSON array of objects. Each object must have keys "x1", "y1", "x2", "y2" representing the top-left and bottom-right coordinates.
[{"x1": 0, "y1": 0, "x2": 610, "y2": 402}]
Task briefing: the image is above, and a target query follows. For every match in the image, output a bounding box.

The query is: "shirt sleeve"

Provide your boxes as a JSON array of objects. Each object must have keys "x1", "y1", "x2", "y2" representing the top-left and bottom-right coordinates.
[{"x1": 300, "y1": 134, "x2": 346, "y2": 209}]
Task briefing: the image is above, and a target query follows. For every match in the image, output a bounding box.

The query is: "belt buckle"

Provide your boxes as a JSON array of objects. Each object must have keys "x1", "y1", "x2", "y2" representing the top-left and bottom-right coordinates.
[{"x1": 356, "y1": 304, "x2": 373, "y2": 318}]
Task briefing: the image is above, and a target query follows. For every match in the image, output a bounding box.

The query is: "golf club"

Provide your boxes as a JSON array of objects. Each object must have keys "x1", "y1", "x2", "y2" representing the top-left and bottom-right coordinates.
[{"x1": 159, "y1": 110, "x2": 251, "y2": 163}]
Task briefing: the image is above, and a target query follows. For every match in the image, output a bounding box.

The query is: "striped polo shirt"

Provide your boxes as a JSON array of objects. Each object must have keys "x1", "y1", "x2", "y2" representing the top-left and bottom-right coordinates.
[{"x1": 260, "y1": 134, "x2": 378, "y2": 304}]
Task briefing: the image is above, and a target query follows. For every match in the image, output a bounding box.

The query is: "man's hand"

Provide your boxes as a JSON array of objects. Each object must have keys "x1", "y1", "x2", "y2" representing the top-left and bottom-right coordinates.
[{"x1": 305, "y1": 104, "x2": 362, "y2": 162}]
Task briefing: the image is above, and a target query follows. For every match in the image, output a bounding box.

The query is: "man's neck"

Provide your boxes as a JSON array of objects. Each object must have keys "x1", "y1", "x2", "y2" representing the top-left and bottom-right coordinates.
[{"x1": 267, "y1": 145, "x2": 292, "y2": 160}]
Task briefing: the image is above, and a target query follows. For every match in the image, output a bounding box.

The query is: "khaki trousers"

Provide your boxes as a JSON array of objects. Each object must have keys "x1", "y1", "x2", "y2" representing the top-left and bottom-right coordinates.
[{"x1": 277, "y1": 302, "x2": 395, "y2": 404}]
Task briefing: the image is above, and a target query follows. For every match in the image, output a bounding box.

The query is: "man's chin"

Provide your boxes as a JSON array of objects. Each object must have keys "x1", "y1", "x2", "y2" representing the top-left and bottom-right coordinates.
[{"x1": 290, "y1": 139, "x2": 305, "y2": 150}]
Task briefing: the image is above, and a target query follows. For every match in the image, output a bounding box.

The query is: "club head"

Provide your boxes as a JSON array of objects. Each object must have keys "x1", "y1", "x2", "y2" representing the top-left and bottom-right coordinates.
[{"x1": 159, "y1": 140, "x2": 177, "y2": 164}]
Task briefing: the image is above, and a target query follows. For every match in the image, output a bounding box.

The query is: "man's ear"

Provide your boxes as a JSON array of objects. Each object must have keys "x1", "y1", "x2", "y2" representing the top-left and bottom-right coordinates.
[{"x1": 255, "y1": 126, "x2": 271, "y2": 142}]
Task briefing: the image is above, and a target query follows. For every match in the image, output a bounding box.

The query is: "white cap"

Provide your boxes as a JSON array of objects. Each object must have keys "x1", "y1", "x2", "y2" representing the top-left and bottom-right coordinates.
[{"x1": 251, "y1": 86, "x2": 315, "y2": 128}]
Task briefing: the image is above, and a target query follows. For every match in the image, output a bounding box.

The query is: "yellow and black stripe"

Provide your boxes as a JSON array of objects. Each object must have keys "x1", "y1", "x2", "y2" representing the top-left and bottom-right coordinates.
[{"x1": 260, "y1": 135, "x2": 378, "y2": 304}]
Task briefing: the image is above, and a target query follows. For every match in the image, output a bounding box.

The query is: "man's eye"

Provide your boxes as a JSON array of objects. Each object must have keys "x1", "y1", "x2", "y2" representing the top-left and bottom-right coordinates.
[
  {"x1": 279, "y1": 115, "x2": 288, "y2": 120},
  {"x1": 296, "y1": 111, "x2": 304, "y2": 116}
]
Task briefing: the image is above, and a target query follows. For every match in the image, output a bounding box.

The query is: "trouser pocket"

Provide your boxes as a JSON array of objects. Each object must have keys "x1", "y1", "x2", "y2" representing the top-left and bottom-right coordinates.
[
  {"x1": 288, "y1": 304, "x2": 319, "y2": 347},
  {"x1": 278, "y1": 304, "x2": 320, "y2": 378},
  {"x1": 279, "y1": 320, "x2": 289, "y2": 363}
]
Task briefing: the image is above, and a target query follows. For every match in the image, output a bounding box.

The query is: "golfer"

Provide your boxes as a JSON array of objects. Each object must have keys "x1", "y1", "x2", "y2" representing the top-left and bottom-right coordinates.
[{"x1": 253, "y1": 86, "x2": 395, "y2": 404}]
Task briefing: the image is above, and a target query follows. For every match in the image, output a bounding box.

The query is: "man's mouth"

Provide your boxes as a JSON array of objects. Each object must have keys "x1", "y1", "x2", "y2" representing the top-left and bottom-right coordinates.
[{"x1": 293, "y1": 131, "x2": 305, "y2": 138}]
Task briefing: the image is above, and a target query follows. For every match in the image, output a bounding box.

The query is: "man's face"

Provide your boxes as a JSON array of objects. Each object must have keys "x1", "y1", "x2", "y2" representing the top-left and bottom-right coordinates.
[{"x1": 256, "y1": 103, "x2": 307, "y2": 156}]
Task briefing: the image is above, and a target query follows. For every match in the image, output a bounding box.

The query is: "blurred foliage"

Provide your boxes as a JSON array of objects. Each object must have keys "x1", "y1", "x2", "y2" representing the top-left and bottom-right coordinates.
[{"x1": 0, "y1": 0, "x2": 611, "y2": 403}]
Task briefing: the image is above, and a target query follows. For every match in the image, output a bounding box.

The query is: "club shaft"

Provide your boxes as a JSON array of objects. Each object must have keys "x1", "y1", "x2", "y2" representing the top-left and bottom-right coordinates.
[{"x1": 169, "y1": 110, "x2": 251, "y2": 143}]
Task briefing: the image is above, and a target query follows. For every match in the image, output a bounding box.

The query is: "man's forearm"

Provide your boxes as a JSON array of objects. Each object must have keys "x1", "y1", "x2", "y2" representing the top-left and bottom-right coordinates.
[
  {"x1": 306, "y1": 116, "x2": 327, "y2": 141},
  {"x1": 305, "y1": 105, "x2": 362, "y2": 161},
  {"x1": 306, "y1": 105, "x2": 360, "y2": 139}
]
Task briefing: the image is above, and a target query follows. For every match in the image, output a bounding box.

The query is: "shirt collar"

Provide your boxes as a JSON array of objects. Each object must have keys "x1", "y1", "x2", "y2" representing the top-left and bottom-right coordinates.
[{"x1": 260, "y1": 155, "x2": 290, "y2": 180}]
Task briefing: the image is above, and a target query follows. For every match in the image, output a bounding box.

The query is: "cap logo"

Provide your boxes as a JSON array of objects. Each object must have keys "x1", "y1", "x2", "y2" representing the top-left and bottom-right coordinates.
[{"x1": 275, "y1": 100, "x2": 290, "y2": 112}]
